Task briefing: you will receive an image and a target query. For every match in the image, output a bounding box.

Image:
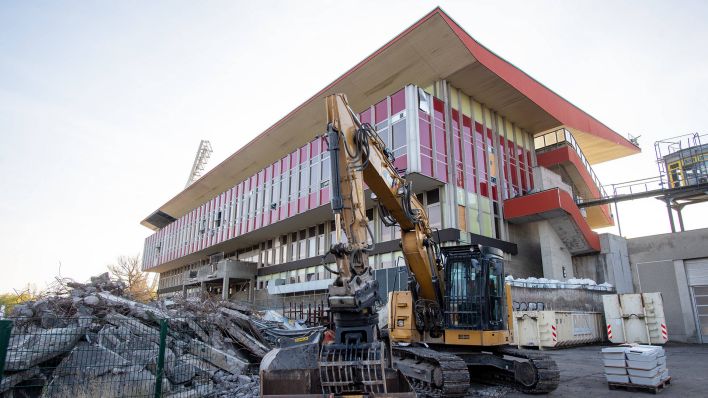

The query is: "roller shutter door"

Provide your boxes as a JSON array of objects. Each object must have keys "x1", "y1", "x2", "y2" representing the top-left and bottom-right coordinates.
[
  {"x1": 686, "y1": 258, "x2": 708, "y2": 343},
  {"x1": 687, "y1": 258, "x2": 708, "y2": 286}
]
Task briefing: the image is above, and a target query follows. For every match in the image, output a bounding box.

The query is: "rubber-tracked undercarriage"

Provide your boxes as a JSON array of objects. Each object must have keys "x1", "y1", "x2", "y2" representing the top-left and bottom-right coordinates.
[{"x1": 393, "y1": 346, "x2": 559, "y2": 397}]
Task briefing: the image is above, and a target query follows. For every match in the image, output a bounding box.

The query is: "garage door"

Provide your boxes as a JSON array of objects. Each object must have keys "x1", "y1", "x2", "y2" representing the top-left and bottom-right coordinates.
[{"x1": 686, "y1": 258, "x2": 708, "y2": 343}]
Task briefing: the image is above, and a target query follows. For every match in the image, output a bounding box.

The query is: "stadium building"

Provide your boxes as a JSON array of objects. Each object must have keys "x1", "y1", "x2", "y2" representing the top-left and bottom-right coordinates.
[{"x1": 140, "y1": 8, "x2": 639, "y2": 304}]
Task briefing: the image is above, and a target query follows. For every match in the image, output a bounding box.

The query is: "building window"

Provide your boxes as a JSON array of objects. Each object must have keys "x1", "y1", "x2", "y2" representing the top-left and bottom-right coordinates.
[
  {"x1": 317, "y1": 224, "x2": 326, "y2": 255},
  {"x1": 298, "y1": 230, "x2": 307, "y2": 260},
  {"x1": 321, "y1": 151, "x2": 331, "y2": 188},
  {"x1": 308, "y1": 226, "x2": 317, "y2": 258},
  {"x1": 426, "y1": 189, "x2": 442, "y2": 229},
  {"x1": 299, "y1": 161, "x2": 310, "y2": 199},
  {"x1": 366, "y1": 208, "x2": 375, "y2": 243},
  {"x1": 289, "y1": 232, "x2": 297, "y2": 262}
]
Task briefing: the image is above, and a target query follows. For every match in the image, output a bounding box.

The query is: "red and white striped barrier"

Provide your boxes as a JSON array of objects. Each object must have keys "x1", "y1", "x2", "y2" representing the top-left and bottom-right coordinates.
[{"x1": 661, "y1": 323, "x2": 668, "y2": 341}]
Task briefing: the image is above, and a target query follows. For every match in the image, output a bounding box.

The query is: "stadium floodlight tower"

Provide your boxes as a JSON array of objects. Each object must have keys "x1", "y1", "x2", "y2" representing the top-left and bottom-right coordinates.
[{"x1": 185, "y1": 140, "x2": 213, "y2": 188}]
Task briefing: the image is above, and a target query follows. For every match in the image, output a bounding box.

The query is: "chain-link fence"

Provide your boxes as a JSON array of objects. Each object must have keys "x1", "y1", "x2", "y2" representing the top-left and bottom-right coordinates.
[{"x1": 0, "y1": 316, "x2": 259, "y2": 398}]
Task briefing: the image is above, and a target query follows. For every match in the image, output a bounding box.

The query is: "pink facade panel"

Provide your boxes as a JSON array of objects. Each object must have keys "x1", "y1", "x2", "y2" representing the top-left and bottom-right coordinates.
[
  {"x1": 321, "y1": 186, "x2": 330, "y2": 206},
  {"x1": 375, "y1": 99, "x2": 387, "y2": 123},
  {"x1": 360, "y1": 108, "x2": 372, "y2": 125},
  {"x1": 391, "y1": 89, "x2": 405, "y2": 114}
]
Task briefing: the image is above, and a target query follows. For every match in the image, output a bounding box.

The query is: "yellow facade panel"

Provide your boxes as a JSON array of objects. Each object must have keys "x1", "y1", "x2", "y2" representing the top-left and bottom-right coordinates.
[
  {"x1": 472, "y1": 100, "x2": 483, "y2": 123},
  {"x1": 450, "y1": 86, "x2": 460, "y2": 108},
  {"x1": 461, "y1": 94, "x2": 471, "y2": 116}
]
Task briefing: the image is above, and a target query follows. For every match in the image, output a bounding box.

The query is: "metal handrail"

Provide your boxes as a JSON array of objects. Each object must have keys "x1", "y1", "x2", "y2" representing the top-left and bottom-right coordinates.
[
  {"x1": 535, "y1": 128, "x2": 607, "y2": 199},
  {"x1": 602, "y1": 175, "x2": 664, "y2": 197}
]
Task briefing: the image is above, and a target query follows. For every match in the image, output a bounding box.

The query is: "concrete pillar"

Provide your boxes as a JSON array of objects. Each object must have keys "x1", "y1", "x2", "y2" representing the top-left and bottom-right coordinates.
[
  {"x1": 200, "y1": 281, "x2": 207, "y2": 293},
  {"x1": 675, "y1": 205, "x2": 686, "y2": 232},
  {"x1": 665, "y1": 199, "x2": 676, "y2": 233},
  {"x1": 672, "y1": 259, "x2": 700, "y2": 342},
  {"x1": 538, "y1": 221, "x2": 573, "y2": 281},
  {"x1": 182, "y1": 284, "x2": 187, "y2": 298},
  {"x1": 222, "y1": 277, "x2": 230, "y2": 300}
]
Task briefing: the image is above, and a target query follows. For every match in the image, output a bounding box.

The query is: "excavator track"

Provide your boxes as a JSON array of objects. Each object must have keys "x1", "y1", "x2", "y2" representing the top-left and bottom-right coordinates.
[
  {"x1": 467, "y1": 346, "x2": 559, "y2": 394},
  {"x1": 392, "y1": 346, "x2": 469, "y2": 397},
  {"x1": 500, "y1": 347, "x2": 560, "y2": 394}
]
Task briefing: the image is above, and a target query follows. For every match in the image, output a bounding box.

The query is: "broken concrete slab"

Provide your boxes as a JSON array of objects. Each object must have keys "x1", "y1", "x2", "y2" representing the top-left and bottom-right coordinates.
[{"x1": 5, "y1": 327, "x2": 84, "y2": 371}]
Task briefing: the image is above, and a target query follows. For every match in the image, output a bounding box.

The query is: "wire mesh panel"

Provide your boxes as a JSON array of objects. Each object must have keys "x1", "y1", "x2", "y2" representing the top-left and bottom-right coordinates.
[
  {"x1": 1, "y1": 317, "x2": 161, "y2": 397},
  {"x1": 0, "y1": 316, "x2": 261, "y2": 398}
]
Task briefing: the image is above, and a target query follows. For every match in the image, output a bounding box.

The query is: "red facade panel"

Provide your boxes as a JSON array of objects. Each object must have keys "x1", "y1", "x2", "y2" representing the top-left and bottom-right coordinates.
[
  {"x1": 391, "y1": 89, "x2": 405, "y2": 115},
  {"x1": 433, "y1": 97, "x2": 448, "y2": 183}
]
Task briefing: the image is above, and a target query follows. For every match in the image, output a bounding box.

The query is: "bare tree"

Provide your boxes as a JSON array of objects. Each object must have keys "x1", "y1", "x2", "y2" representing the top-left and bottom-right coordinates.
[{"x1": 107, "y1": 254, "x2": 156, "y2": 302}]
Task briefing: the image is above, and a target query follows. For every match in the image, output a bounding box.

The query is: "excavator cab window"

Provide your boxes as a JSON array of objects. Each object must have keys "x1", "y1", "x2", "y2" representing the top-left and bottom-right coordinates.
[
  {"x1": 443, "y1": 250, "x2": 482, "y2": 329},
  {"x1": 483, "y1": 255, "x2": 505, "y2": 330},
  {"x1": 443, "y1": 246, "x2": 505, "y2": 331}
]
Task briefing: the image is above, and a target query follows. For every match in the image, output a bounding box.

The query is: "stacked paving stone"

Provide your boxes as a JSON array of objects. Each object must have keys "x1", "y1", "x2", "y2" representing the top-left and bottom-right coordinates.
[
  {"x1": 0, "y1": 273, "x2": 295, "y2": 398},
  {"x1": 602, "y1": 345, "x2": 669, "y2": 387}
]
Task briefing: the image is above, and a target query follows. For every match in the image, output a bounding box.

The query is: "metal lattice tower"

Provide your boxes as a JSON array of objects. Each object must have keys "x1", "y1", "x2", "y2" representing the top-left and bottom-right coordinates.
[{"x1": 185, "y1": 140, "x2": 213, "y2": 188}]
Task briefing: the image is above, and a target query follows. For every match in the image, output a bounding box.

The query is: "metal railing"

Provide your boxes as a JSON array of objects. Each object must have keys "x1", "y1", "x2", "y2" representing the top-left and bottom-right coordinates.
[
  {"x1": 535, "y1": 128, "x2": 607, "y2": 199},
  {"x1": 602, "y1": 175, "x2": 665, "y2": 198}
]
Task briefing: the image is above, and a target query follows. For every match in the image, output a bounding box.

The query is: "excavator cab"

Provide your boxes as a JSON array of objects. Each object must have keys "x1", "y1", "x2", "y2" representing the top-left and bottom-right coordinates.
[{"x1": 442, "y1": 245, "x2": 506, "y2": 332}]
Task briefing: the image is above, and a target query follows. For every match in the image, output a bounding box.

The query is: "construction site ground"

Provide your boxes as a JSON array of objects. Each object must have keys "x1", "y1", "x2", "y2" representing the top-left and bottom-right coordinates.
[{"x1": 467, "y1": 342, "x2": 706, "y2": 397}]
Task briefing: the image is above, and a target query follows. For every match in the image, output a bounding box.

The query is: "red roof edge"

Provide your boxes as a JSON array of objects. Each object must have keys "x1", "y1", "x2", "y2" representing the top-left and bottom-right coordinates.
[{"x1": 436, "y1": 8, "x2": 638, "y2": 152}]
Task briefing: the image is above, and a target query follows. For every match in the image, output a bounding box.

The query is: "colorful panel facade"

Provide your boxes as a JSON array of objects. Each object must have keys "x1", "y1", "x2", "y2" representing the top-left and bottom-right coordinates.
[{"x1": 143, "y1": 83, "x2": 539, "y2": 274}]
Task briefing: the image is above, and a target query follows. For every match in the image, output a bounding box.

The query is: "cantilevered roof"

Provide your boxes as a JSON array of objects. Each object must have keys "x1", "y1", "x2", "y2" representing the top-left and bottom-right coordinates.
[{"x1": 141, "y1": 7, "x2": 639, "y2": 230}]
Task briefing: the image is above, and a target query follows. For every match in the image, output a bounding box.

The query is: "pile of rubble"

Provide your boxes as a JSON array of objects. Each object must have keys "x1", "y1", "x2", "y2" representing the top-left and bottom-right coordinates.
[{"x1": 1, "y1": 273, "x2": 318, "y2": 398}]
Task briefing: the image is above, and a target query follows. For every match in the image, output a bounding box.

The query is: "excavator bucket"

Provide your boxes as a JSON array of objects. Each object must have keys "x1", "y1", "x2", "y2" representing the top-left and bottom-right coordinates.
[{"x1": 260, "y1": 342, "x2": 415, "y2": 397}]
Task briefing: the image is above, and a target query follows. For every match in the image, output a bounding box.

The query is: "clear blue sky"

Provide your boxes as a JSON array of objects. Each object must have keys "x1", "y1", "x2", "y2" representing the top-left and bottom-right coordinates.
[{"x1": 1, "y1": 0, "x2": 707, "y2": 292}]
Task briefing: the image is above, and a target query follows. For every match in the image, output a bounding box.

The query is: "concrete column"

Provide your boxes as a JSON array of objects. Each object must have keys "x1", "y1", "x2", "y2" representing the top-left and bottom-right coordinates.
[
  {"x1": 182, "y1": 284, "x2": 187, "y2": 298},
  {"x1": 675, "y1": 205, "x2": 686, "y2": 232},
  {"x1": 538, "y1": 221, "x2": 573, "y2": 281},
  {"x1": 665, "y1": 199, "x2": 676, "y2": 232},
  {"x1": 222, "y1": 277, "x2": 230, "y2": 300},
  {"x1": 200, "y1": 281, "x2": 207, "y2": 293},
  {"x1": 249, "y1": 278, "x2": 256, "y2": 302},
  {"x1": 672, "y1": 260, "x2": 700, "y2": 342}
]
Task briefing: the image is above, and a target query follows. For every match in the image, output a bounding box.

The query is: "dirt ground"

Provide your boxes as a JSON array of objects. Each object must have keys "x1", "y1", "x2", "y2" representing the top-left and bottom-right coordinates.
[{"x1": 466, "y1": 343, "x2": 707, "y2": 397}]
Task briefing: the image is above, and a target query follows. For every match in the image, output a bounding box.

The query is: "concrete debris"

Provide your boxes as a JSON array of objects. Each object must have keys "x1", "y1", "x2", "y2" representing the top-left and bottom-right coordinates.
[{"x1": 1, "y1": 273, "x2": 304, "y2": 397}]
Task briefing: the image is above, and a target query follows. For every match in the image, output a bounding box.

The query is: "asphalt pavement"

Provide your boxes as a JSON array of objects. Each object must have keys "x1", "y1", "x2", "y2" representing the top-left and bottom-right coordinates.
[{"x1": 467, "y1": 343, "x2": 707, "y2": 397}]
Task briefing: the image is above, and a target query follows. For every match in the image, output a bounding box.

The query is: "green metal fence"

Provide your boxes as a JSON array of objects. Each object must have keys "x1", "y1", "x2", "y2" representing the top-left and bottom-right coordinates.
[{"x1": 0, "y1": 316, "x2": 257, "y2": 398}]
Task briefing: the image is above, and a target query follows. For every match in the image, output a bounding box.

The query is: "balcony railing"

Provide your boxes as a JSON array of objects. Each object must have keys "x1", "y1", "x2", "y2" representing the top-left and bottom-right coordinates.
[{"x1": 535, "y1": 128, "x2": 607, "y2": 199}]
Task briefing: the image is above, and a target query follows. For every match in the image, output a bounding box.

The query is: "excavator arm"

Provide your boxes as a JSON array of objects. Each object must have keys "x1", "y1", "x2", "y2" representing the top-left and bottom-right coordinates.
[{"x1": 325, "y1": 93, "x2": 445, "y2": 317}]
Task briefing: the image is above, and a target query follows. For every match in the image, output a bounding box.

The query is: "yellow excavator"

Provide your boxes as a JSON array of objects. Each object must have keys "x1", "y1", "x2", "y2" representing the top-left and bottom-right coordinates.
[{"x1": 260, "y1": 94, "x2": 559, "y2": 397}]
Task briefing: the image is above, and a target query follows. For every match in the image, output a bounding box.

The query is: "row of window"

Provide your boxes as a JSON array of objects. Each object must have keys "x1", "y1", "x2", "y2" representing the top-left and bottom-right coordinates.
[
  {"x1": 144, "y1": 88, "x2": 411, "y2": 270},
  {"x1": 147, "y1": 84, "x2": 537, "y2": 270},
  {"x1": 157, "y1": 187, "x2": 442, "y2": 291}
]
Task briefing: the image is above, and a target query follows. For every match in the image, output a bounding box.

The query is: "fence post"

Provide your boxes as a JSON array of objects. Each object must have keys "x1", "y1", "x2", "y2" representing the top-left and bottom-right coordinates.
[
  {"x1": 0, "y1": 319, "x2": 13, "y2": 387},
  {"x1": 154, "y1": 319, "x2": 168, "y2": 398}
]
